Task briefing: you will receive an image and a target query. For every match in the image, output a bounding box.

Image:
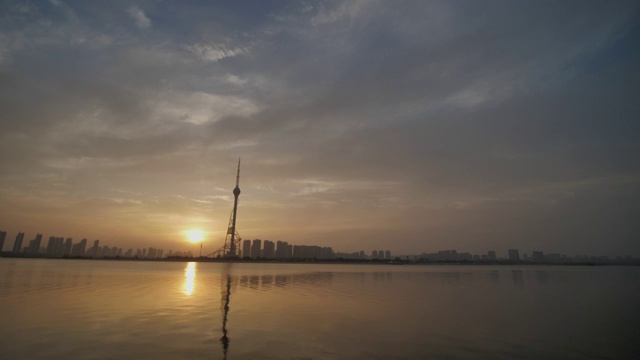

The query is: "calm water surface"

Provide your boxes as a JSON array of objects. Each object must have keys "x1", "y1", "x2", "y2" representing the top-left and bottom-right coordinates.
[{"x1": 0, "y1": 259, "x2": 638, "y2": 359}]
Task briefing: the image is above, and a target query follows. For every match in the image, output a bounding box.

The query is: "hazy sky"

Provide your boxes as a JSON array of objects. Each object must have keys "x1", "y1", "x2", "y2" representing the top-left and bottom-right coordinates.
[{"x1": 1, "y1": 0, "x2": 639, "y2": 257}]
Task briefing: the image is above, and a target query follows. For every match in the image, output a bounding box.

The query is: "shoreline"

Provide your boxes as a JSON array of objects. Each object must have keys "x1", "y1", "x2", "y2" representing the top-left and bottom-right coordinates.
[{"x1": 1, "y1": 252, "x2": 638, "y2": 266}]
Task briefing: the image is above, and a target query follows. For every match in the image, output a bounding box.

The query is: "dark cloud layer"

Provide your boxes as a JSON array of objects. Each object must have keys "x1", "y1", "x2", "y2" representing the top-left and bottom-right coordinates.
[{"x1": 1, "y1": 0, "x2": 639, "y2": 256}]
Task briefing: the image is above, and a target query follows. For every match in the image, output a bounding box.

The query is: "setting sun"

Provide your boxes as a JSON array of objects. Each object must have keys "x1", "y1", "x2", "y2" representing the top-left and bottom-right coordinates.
[{"x1": 184, "y1": 229, "x2": 205, "y2": 243}]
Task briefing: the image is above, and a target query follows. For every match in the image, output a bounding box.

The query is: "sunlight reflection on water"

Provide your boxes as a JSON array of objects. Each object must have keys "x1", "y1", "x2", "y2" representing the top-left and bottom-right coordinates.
[{"x1": 184, "y1": 262, "x2": 196, "y2": 296}]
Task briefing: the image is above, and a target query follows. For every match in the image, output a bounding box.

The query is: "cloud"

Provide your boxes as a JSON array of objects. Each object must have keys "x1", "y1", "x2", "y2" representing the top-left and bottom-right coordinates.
[
  {"x1": 186, "y1": 43, "x2": 248, "y2": 63},
  {"x1": 311, "y1": 0, "x2": 373, "y2": 25},
  {"x1": 127, "y1": 6, "x2": 151, "y2": 29},
  {"x1": 0, "y1": 1, "x2": 638, "y2": 255}
]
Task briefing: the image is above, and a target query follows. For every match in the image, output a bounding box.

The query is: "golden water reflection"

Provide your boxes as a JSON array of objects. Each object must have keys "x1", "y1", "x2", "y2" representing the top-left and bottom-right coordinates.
[{"x1": 184, "y1": 262, "x2": 196, "y2": 296}]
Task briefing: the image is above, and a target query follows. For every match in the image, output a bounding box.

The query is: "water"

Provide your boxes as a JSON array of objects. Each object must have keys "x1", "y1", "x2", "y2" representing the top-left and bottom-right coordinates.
[{"x1": 0, "y1": 259, "x2": 638, "y2": 359}]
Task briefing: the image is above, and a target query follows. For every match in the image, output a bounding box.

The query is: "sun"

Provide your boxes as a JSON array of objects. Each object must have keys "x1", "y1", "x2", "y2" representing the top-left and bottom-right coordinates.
[{"x1": 184, "y1": 229, "x2": 205, "y2": 243}]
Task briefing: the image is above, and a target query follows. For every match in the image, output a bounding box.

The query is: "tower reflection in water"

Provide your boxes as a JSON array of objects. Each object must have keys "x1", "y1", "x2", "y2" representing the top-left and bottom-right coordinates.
[{"x1": 220, "y1": 264, "x2": 232, "y2": 359}]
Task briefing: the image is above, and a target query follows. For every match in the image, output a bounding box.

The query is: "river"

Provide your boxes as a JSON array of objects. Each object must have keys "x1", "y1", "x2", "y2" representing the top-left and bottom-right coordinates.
[{"x1": 0, "y1": 258, "x2": 638, "y2": 359}]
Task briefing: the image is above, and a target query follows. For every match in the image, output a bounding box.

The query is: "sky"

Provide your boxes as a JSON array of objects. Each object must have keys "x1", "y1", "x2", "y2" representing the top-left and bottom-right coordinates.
[{"x1": 1, "y1": 0, "x2": 639, "y2": 257}]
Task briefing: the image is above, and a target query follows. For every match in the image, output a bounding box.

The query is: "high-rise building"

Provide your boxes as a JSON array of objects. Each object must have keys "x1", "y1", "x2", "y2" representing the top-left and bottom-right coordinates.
[
  {"x1": 321, "y1": 247, "x2": 335, "y2": 259},
  {"x1": 276, "y1": 241, "x2": 288, "y2": 258},
  {"x1": 250, "y1": 239, "x2": 261, "y2": 259},
  {"x1": 385, "y1": 250, "x2": 391, "y2": 260},
  {"x1": 508, "y1": 249, "x2": 520, "y2": 261},
  {"x1": 487, "y1": 251, "x2": 497, "y2": 260},
  {"x1": 532, "y1": 251, "x2": 545, "y2": 262},
  {"x1": 263, "y1": 240, "x2": 275, "y2": 258},
  {"x1": 0, "y1": 230, "x2": 6, "y2": 252},
  {"x1": 71, "y1": 238, "x2": 87, "y2": 256},
  {"x1": 27, "y1": 234, "x2": 43, "y2": 254},
  {"x1": 63, "y1": 238, "x2": 73, "y2": 256},
  {"x1": 46, "y1": 236, "x2": 65, "y2": 257},
  {"x1": 89, "y1": 240, "x2": 100, "y2": 258},
  {"x1": 12, "y1": 232, "x2": 25, "y2": 253},
  {"x1": 242, "y1": 240, "x2": 251, "y2": 258},
  {"x1": 54, "y1": 237, "x2": 64, "y2": 256},
  {"x1": 46, "y1": 236, "x2": 55, "y2": 256},
  {"x1": 275, "y1": 241, "x2": 282, "y2": 257},
  {"x1": 372, "y1": 250, "x2": 378, "y2": 259},
  {"x1": 292, "y1": 245, "x2": 302, "y2": 258}
]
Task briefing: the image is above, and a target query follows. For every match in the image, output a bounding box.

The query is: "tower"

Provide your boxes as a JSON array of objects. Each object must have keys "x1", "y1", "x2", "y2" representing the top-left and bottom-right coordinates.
[{"x1": 226, "y1": 158, "x2": 241, "y2": 257}]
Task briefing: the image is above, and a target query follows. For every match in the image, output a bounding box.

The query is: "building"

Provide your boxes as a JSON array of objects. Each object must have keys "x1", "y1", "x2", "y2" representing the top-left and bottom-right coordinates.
[
  {"x1": 71, "y1": 238, "x2": 87, "y2": 256},
  {"x1": 487, "y1": 251, "x2": 497, "y2": 260},
  {"x1": 27, "y1": 234, "x2": 43, "y2": 254},
  {"x1": 250, "y1": 239, "x2": 262, "y2": 259},
  {"x1": 13, "y1": 232, "x2": 25, "y2": 253},
  {"x1": 0, "y1": 230, "x2": 6, "y2": 252},
  {"x1": 321, "y1": 247, "x2": 335, "y2": 260},
  {"x1": 46, "y1": 236, "x2": 65, "y2": 257},
  {"x1": 508, "y1": 249, "x2": 520, "y2": 261},
  {"x1": 63, "y1": 238, "x2": 73, "y2": 256},
  {"x1": 385, "y1": 250, "x2": 391, "y2": 260},
  {"x1": 372, "y1": 250, "x2": 378, "y2": 259},
  {"x1": 263, "y1": 240, "x2": 275, "y2": 258},
  {"x1": 276, "y1": 241, "x2": 289, "y2": 258},
  {"x1": 242, "y1": 240, "x2": 251, "y2": 258},
  {"x1": 291, "y1": 245, "x2": 334, "y2": 259},
  {"x1": 532, "y1": 251, "x2": 545, "y2": 262},
  {"x1": 89, "y1": 240, "x2": 100, "y2": 258},
  {"x1": 545, "y1": 253, "x2": 562, "y2": 263}
]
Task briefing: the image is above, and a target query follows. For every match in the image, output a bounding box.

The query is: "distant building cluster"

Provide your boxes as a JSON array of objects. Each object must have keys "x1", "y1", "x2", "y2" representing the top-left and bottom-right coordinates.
[
  {"x1": 409, "y1": 248, "x2": 635, "y2": 264},
  {"x1": 240, "y1": 239, "x2": 335, "y2": 260},
  {"x1": 334, "y1": 250, "x2": 393, "y2": 260},
  {"x1": 0, "y1": 230, "x2": 192, "y2": 259}
]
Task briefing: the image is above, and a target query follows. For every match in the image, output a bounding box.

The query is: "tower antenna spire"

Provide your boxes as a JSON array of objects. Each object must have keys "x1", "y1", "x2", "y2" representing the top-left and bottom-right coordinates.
[{"x1": 236, "y1": 157, "x2": 241, "y2": 187}]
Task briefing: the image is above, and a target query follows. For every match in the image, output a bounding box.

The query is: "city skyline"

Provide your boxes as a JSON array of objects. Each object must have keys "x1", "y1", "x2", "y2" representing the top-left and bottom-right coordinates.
[
  {"x1": 1, "y1": 1, "x2": 639, "y2": 256},
  {"x1": 0, "y1": 227, "x2": 635, "y2": 263}
]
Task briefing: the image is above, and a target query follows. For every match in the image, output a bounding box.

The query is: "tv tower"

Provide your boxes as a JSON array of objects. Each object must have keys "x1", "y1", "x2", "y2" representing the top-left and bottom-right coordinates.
[{"x1": 227, "y1": 158, "x2": 241, "y2": 257}]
